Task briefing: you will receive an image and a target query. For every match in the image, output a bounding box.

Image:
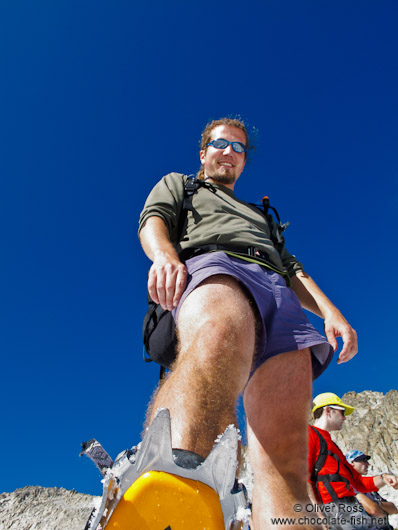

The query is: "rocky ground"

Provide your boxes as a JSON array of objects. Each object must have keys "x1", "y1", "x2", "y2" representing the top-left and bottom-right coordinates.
[
  {"x1": 1, "y1": 390, "x2": 397, "y2": 529},
  {"x1": 0, "y1": 486, "x2": 97, "y2": 530}
]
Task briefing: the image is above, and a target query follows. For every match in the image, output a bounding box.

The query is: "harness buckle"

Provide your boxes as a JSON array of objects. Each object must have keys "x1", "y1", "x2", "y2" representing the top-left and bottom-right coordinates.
[{"x1": 248, "y1": 247, "x2": 264, "y2": 259}]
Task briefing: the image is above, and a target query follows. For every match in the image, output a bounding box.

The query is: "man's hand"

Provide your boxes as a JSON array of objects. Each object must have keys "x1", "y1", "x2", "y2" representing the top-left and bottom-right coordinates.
[
  {"x1": 382, "y1": 473, "x2": 398, "y2": 490},
  {"x1": 290, "y1": 272, "x2": 358, "y2": 364},
  {"x1": 148, "y1": 251, "x2": 187, "y2": 311},
  {"x1": 324, "y1": 311, "x2": 358, "y2": 364},
  {"x1": 140, "y1": 217, "x2": 188, "y2": 311}
]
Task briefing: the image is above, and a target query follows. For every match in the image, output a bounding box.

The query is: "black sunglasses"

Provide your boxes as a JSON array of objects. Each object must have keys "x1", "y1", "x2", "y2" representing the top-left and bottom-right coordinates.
[{"x1": 206, "y1": 138, "x2": 247, "y2": 154}]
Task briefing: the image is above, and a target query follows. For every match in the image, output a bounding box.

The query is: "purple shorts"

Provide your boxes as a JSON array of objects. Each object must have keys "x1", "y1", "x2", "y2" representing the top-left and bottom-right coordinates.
[{"x1": 172, "y1": 252, "x2": 333, "y2": 379}]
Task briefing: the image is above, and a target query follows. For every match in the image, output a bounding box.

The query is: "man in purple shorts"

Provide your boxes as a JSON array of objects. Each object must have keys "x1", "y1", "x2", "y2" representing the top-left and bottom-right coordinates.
[{"x1": 139, "y1": 117, "x2": 358, "y2": 529}]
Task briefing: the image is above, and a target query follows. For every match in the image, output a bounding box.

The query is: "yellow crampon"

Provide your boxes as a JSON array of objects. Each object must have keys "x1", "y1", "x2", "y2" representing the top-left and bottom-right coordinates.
[{"x1": 105, "y1": 470, "x2": 225, "y2": 529}]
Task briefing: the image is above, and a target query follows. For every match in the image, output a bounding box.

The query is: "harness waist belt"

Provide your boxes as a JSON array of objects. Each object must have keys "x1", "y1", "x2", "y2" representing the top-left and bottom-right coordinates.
[{"x1": 179, "y1": 245, "x2": 288, "y2": 276}]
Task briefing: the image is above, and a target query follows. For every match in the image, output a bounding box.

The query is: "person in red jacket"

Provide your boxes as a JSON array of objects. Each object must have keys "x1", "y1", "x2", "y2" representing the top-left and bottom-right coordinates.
[{"x1": 308, "y1": 393, "x2": 398, "y2": 530}]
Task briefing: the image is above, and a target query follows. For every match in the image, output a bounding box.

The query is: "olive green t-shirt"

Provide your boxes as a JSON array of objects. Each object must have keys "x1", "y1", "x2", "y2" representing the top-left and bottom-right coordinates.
[{"x1": 138, "y1": 172, "x2": 304, "y2": 278}]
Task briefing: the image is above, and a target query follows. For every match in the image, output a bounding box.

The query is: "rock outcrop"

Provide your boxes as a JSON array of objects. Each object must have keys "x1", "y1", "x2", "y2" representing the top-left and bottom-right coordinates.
[
  {"x1": 0, "y1": 486, "x2": 97, "y2": 530},
  {"x1": 333, "y1": 390, "x2": 398, "y2": 474},
  {"x1": 1, "y1": 391, "x2": 397, "y2": 529}
]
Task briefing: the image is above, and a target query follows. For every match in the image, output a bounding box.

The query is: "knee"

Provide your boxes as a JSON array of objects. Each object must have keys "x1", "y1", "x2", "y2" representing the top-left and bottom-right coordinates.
[
  {"x1": 199, "y1": 316, "x2": 245, "y2": 351},
  {"x1": 178, "y1": 317, "x2": 253, "y2": 375},
  {"x1": 248, "y1": 426, "x2": 308, "y2": 479}
]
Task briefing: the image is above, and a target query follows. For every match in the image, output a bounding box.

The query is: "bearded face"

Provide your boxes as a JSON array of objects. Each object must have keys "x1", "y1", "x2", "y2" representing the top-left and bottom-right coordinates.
[{"x1": 199, "y1": 125, "x2": 246, "y2": 190}]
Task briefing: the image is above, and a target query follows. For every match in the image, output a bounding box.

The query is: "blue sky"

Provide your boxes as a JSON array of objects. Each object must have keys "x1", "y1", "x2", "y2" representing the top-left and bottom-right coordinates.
[{"x1": 1, "y1": 1, "x2": 397, "y2": 496}]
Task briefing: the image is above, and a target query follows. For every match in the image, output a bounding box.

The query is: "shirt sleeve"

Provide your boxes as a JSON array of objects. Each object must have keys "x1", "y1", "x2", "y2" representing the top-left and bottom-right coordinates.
[
  {"x1": 279, "y1": 246, "x2": 305, "y2": 277},
  {"x1": 138, "y1": 173, "x2": 185, "y2": 243}
]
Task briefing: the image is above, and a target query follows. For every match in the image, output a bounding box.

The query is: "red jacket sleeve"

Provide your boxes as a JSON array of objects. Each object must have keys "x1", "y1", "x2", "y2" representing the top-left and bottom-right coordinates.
[{"x1": 345, "y1": 461, "x2": 377, "y2": 493}]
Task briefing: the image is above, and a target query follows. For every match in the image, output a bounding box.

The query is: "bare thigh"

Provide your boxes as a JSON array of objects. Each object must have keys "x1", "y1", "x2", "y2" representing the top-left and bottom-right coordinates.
[{"x1": 176, "y1": 274, "x2": 257, "y2": 390}]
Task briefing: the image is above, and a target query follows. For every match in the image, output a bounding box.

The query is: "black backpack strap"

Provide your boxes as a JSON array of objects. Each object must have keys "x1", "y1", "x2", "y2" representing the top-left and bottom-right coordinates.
[
  {"x1": 182, "y1": 175, "x2": 201, "y2": 211},
  {"x1": 311, "y1": 427, "x2": 329, "y2": 482},
  {"x1": 175, "y1": 176, "x2": 194, "y2": 243},
  {"x1": 176, "y1": 175, "x2": 216, "y2": 242},
  {"x1": 249, "y1": 196, "x2": 290, "y2": 255},
  {"x1": 316, "y1": 476, "x2": 340, "y2": 503}
]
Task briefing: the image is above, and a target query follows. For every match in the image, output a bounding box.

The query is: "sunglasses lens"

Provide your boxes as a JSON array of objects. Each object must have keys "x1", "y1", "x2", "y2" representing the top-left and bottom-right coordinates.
[
  {"x1": 232, "y1": 142, "x2": 245, "y2": 153},
  {"x1": 211, "y1": 139, "x2": 228, "y2": 149}
]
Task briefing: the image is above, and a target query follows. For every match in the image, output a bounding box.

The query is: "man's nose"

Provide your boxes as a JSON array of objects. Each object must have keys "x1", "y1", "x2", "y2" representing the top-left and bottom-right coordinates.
[{"x1": 222, "y1": 144, "x2": 234, "y2": 154}]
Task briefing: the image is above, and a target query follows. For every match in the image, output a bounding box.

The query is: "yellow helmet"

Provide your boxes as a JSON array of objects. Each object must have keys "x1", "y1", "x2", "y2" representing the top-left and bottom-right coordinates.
[{"x1": 312, "y1": 392, "x2": 354, "y2": 416}]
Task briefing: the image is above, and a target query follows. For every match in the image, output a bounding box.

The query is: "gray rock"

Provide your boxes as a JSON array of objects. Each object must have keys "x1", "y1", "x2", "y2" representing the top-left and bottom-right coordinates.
[
  {"x1": 333, "y1": 390, "x2": 398, "y2": 475},
  {"x1": 0, "y1": 486, "x2": 97, "y2": 530}
]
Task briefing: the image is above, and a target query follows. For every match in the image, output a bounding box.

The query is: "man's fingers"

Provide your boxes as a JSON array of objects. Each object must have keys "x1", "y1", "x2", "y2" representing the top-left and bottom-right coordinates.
[
  {"x1": 385, "y1": 475, "x2": 398, "y2": 488},
  {"x1": 147, "y1": 269, "x2": 160, "y2": 304},
  {"x1": 338, "y1": 328, "x2": 358, "y2": 363},
  {"x1": 147, "y1": 265, "x2": 168, "y2": 308},
  {"x1": 337, "y1": 343, "x2": 349, "y2": 364},
  {"x1": 337, "y1": 330, "x2": 351, "y2": 363},
  {"x1": 164, "y1": 263, "x2": 179, "y2": 310},
  {"x1": 148, "y1": 261, "x2": 187, "y2": 311},
  {"x1": 325, "y1": 320, "x2": 358, "y2": 364},
  {"x1": 325, "y1": 327, "x2": 338, "y2": 353},
  {"x1": 173, "y1": 266, "x2": 187, "y2": 308}
]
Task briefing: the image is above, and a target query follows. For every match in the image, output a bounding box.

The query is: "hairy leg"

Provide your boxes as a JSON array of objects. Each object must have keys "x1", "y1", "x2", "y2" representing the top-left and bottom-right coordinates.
[
  {"x1": 244, "y1": 348, "x2": 318, "y2": 530},
  {"x1": 146, "y1": 274, "x2": 256, "y2": 457}
]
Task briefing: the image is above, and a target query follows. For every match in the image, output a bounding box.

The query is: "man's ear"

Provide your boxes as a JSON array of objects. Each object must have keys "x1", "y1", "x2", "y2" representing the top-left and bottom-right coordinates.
[{"x1": 199, "y1": 149, "x2": 205, "y2": 164}]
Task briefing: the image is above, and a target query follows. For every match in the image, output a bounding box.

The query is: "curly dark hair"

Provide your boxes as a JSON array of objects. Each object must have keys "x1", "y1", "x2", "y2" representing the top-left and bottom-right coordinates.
[{"x1": 197, "y1": 117, "x2": 253, "y2": 180}]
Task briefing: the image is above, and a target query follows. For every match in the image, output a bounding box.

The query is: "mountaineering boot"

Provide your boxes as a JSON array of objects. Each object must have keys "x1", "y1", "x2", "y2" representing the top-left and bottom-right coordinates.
[{"x1": 81, "y1": 408, "x2": 250, "y2": 529}]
